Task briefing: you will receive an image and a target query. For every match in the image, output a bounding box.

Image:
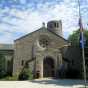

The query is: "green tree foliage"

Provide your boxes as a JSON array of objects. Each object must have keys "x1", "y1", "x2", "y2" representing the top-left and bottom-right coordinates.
[
  {"x1": 18, "y1": 64, "x2": 33, "y2": 80},
  {"x1": 68, "y1": 29, "x2": 88, "y2": 47},
  {"x1": 68, "y1": 29, "x2": 88, "y2": 79},
  {"x1": 0, "y1": 54, "x2": 6, "y2": 78}
]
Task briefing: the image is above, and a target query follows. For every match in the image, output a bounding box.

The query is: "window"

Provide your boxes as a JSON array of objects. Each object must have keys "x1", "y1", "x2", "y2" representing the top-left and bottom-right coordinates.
[
  {"x1": 21, "y1": 60, "x2": 25, "y2": 66},
  {"x1": 57, "y1": 23, "x2": 59, "y2": 27},
  {"x1": 38, "y1": 35, "x2": 51, "y2": 49},
  {"x1": 39, "y1": 38, "x2": 49, "y2": 48},
  {"x1": 71, "y1": 60, "x2": 74, "y2": 65},
  {"x1": 54, "y1": 23, "x2": 57, "y2": 27},
  {"x1": 54, "y1": 23, "x2": 59, "y2": 28}
]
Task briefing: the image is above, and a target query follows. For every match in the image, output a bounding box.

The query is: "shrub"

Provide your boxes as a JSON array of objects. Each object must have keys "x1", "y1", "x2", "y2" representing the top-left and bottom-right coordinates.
[
  {"x1": 0, "y1": 71, "x2": 21, "y2": 80},
  {"x1": 0, "y1": 69, "x2": 7, "y2": 78},
  {"x1": 0, "y1": 74, "x2": 18, "y2": 81},
  {"x1": 66, "y1": 67, "x2": 80, "y2": 79},
  {"x1": 18, "y1": 67, "x2": 33, "y2": 80}
]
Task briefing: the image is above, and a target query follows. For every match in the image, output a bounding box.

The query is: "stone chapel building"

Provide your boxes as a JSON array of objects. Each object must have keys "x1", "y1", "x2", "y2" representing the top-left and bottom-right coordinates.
[{"x1": 13, "y1": 20, "x2": 70, "y2": 78}]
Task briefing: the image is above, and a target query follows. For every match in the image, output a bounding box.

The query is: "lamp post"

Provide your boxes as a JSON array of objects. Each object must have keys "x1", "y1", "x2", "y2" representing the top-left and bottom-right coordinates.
[{"x1": 78, "y1": 0, "x2": 87, "y2": 87}]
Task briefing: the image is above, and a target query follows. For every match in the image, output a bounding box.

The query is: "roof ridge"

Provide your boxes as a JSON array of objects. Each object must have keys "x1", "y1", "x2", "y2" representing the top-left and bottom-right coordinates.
[
  {"x1": 15, "y1": 27, "x2": 47, "y2": 41},
  {"x1": 47, "y1": 29, "x2": 69, "y2": 43}
]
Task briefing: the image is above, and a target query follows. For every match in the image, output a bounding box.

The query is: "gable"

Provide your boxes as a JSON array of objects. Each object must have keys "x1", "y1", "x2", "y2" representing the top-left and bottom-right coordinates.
[{"x1": 15, "y1": 27, "x2": 69, "y2": 48}]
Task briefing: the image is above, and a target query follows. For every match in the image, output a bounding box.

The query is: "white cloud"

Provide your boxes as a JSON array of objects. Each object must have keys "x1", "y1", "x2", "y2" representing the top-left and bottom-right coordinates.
[
  {"x1": 20, "y1": 0, "x2": 27, "y2": 4},
  {"x1": 0, "y1": 0, "x2": 88, "y2": 43},
  {"x1": 0, "y1": 33, "x2": 14, "y2": 44}
]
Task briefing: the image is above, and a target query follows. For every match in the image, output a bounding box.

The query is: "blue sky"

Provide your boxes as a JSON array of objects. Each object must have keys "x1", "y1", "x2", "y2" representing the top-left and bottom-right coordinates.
[{"x1": 0, "y1": 0, "x2": 88, "y2": 43}]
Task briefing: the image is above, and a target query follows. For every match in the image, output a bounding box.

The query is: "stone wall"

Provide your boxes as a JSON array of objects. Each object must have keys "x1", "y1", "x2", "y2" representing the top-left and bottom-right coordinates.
[{"x1": 13, "y1": 27, "x2": 68, "y2": 77}]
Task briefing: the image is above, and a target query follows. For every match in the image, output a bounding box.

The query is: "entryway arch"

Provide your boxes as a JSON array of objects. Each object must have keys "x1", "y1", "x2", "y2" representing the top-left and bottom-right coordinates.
[{"x1": 43, "y1": 56, "x2": 55, "y2": 77}]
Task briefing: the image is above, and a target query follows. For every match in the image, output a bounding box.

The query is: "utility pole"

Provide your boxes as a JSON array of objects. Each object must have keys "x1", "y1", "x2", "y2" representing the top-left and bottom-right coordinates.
[{"x1": 78, "y1": 0, "x2": 87, "y2": 87}]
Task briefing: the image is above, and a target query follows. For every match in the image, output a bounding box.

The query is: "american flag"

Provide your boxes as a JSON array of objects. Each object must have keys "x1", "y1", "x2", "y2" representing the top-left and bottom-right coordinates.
[
  {"x1": 79, "y1": 18, "x2": 85, "y2": 48},
  {"x1": 79, "y1": 18, "x2": 83, "y2": 32}
]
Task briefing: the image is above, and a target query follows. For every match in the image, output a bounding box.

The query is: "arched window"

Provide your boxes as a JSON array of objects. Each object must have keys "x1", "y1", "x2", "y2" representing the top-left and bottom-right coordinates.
[
  {"x1": 54, "y1": 23, "x2": 57, "y2": 27},
  {"x1": 57, "y1": 23, "x2": 59, "y2": 27},
  {"x1": 54, "y1": 23, "x2": 59, "y2": 28}
]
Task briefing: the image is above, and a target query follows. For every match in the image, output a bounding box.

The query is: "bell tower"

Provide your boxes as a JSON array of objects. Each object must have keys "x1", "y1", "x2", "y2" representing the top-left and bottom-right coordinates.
[{"x1": 47, "y1": 20, "x2": 63, "y2": 37}]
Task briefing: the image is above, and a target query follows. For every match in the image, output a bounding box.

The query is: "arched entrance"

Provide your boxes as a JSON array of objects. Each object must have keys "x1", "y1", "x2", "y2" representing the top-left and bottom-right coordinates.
[{"x1": 43, "y1": 56, "x2": 55, "y2": 77}]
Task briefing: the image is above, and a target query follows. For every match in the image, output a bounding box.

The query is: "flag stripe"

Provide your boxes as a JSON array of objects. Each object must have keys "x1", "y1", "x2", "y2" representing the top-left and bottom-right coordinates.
[
  {"x1": 79, "y1": 18, "x2": 83, "y2": 32},
  {"x1": 79, "y1": 17, "x2": 84, "y2": 48}
]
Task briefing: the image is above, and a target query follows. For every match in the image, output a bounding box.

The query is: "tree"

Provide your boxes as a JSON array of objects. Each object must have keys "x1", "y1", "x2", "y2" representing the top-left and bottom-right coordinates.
[
  {"x1": 68, "y1": 29, "x2": 88, "y2": 47},
  {"x1": 0, "y1": 54, "x2": 6, "y2": 78},
  {"x1": 68, "y1": 29, "x2": 88, "y2": 79}
]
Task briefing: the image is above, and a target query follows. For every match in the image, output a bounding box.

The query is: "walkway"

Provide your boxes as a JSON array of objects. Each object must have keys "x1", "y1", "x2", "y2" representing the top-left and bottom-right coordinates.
[{"x1": 0, "y1": 78, "x2": 87, "y2": 88}]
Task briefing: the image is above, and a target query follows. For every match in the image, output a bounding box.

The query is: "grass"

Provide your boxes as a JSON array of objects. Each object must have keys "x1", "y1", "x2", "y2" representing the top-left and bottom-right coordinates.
[{"x1": 0, "y1": 75, "x2": 18, "y2": 81}]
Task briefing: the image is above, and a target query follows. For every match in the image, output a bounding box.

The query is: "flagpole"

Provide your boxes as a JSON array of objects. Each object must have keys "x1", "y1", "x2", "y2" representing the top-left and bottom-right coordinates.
[{"x1": 78, "y1": 0, "x2": 87, "y2": 87}]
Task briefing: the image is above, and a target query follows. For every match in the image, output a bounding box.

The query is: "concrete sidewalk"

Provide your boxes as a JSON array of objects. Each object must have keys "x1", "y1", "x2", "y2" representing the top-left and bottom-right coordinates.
[{"x1": 0, "y1": 79, "x2": 87, "y2": 88}]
